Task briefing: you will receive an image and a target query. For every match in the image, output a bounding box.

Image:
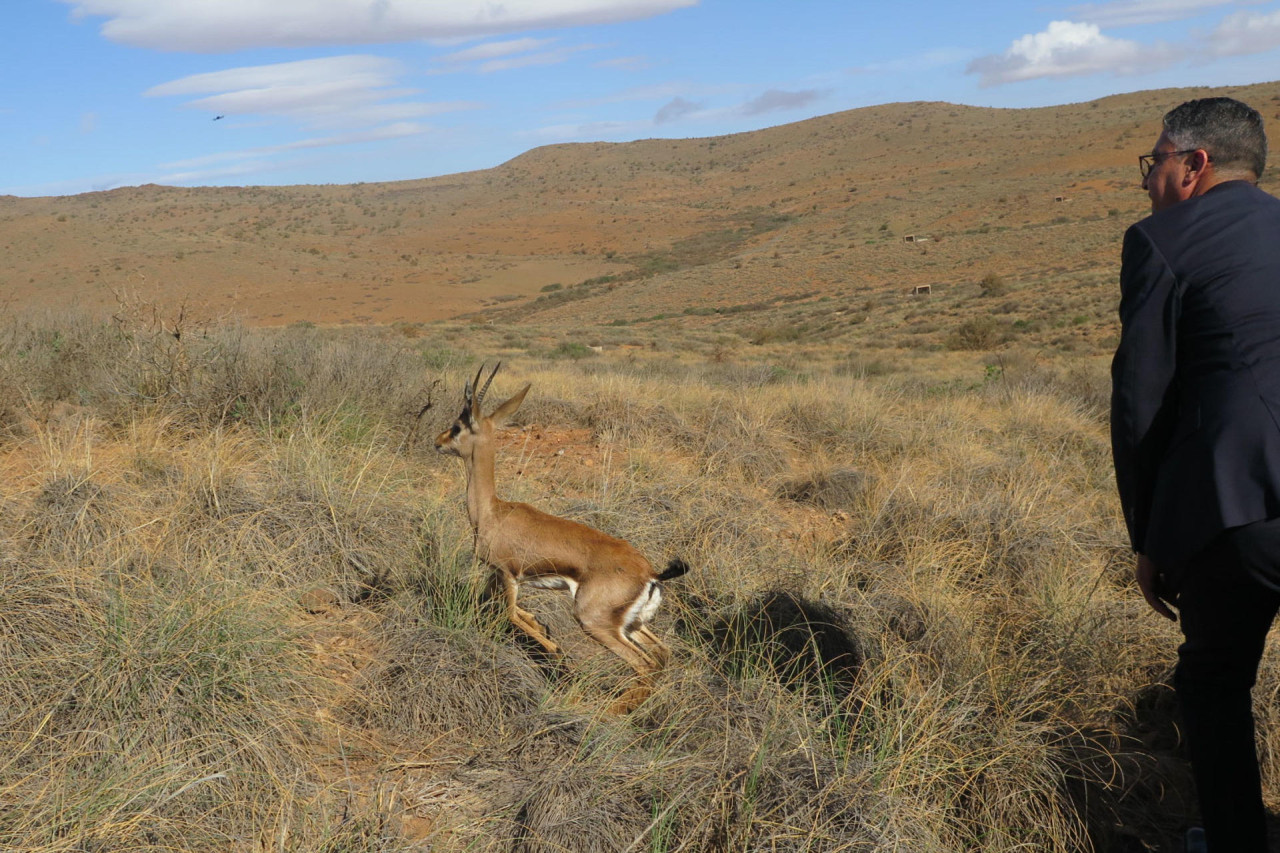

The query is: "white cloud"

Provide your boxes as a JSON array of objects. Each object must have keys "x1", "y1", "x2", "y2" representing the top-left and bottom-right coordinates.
[
  {"x1": 161, "y1": 123, "x2": 429, "y2": 171},
  {"x1": 1206, "y1": 8, "x2": 1280, "y2": 56},
  {"x1": 524, "y1": 118, "x2": 650, "y2": 141},
  {"x1": 654, "y1": 96, "x2": 701, "y2": 123},
  {"x1": 594, "y1": 55, "x2": 652, "y2": 70},
  {"x1": 146, "y1": 56, "x2": 477, "y2": 129},
  {"x1": 437, "y1": 38, "x2": 557, "y2": 64},
  {"x1": 740, "y1": 89, "x2": 822, "y2": 116},
  {"x1": 147, "y1": 55, "x2": 400, "y2": 99},
  {"x1": 148, "y1": 122, "x2": 431, "y2": 186},
  {"x1": 1068, "y1": 0, "x2": 1234, "y2": 27},
  {"x1": 478, "y1": 44, "x2": 596, "y2": 72},
  {"x1": 853, "y1": 47, "x2": 973, "y2": 75},
  {"x1": 967, "y1": 20, "x2": 1175, "y2": 85},
  {"x1": 557, "y1": 81, "x2": 744, "y2": 112},
  {"x1": 58, "y1": 0, "x2": 697, "y2": 52},
  {"x1": 429, "y1": 37, "x2": 595, "y2": 74},
  {"x1": 152, "y1": 160, "x2": 272, "y2": 186}
]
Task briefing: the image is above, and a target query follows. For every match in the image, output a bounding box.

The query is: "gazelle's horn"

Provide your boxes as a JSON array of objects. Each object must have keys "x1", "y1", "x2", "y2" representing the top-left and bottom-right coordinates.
[
  {"x1": 477, "y1": 361, "x2": 501, "y2": 409},
  {"x1": 465, "y1": 362, "x2": 486, "y2": 407}
]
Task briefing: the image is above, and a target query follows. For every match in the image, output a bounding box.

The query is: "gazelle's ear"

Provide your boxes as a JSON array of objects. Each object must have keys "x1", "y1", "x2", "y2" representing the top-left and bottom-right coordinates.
[{"x1": 490, "y1": 383, "x2": 531, "y2": 426}]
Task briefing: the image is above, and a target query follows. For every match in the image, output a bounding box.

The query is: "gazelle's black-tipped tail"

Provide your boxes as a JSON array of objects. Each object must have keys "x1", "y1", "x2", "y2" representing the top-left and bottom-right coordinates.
[{"x1": 659, "y1": 558, "x2": 690, "y2": 581}]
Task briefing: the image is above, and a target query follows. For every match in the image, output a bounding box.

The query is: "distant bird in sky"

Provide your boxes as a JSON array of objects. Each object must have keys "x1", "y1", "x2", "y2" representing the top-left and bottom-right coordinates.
[{"x1": 213, "y1": 115, "x2": 224, "y2": 121}]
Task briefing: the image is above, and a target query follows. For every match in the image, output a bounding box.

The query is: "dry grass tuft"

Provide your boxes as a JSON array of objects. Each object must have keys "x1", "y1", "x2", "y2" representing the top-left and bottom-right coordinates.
[
  {"x1": 357, "y1": 618, "x2": 548, "y2": 743},
  {"x1": 776, "y1": 466, "x2": 874, "y2": 510}
]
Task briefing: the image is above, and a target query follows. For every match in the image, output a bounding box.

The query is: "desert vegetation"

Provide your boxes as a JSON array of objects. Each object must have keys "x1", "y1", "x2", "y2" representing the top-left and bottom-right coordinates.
[
  {"x1": 4, "y1": 80, "x2": 1280, "y2": 852},
  {"x1": 3, "y1": 306, "x2": 1269, "y2": 852},
  {"x1": 4, "y1": 83, "x2": 1276, "y2": 338}
]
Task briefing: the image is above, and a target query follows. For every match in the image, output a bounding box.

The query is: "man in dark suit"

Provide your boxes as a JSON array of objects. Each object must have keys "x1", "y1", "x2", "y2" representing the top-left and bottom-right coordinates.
[{"x1": 1112, "y1": 96, "x2": 1280, "y2": 851}]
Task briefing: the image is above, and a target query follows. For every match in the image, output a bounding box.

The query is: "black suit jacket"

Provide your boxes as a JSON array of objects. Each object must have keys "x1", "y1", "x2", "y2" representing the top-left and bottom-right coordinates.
[{"x1": 1111, "y1": 180, "x2": 1280, "y2": 580}]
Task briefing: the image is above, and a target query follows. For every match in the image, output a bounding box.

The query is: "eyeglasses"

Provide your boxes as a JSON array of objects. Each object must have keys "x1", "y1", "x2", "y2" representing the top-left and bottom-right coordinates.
[{"x1": 1138, "y1": 149, "x2": 1206, "y2": 178}]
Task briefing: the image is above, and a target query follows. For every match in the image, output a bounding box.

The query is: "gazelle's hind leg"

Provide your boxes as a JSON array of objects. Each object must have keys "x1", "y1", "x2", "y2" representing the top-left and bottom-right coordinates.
[
  {"x1": 575, "y1": 595, "x2": 667, "y2": 713},
  {"x1": 579, "y1": 617, "x2": 661, "y2": 675},
  {"x1": 573, "y1": 580, "x2": 661, "y2": 671},
  {"x1": 630, "y1": 624, "x2": 671, "y2": 669},
  {"x1": 586, "y1": 624, "x2": 661, "y2": 715},
  {"x1": 496, "y1": 569, "x2": 560, "y2": 654}
]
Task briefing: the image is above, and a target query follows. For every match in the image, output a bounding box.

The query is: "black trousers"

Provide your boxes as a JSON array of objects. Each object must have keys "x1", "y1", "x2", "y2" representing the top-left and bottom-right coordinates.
[{"x1": 1173, "y1": 517, "x2": 1280, "y2": 852}]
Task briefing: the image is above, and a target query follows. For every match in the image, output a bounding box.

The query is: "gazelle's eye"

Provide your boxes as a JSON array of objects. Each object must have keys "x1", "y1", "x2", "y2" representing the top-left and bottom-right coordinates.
[{"x1": 450, "y1": 424, "x2": 461, "y2": 437}]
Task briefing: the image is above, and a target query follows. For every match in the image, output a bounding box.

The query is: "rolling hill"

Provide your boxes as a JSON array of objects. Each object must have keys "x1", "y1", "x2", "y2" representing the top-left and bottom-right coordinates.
[{"x1": 2, "y1": 81, "x2": 1278, "y2": 356}]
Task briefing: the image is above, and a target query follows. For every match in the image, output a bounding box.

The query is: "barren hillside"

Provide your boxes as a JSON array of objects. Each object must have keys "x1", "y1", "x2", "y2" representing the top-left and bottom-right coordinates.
[{"x1": 2, "y1": 82, "x2": 1278, "y2": 352}]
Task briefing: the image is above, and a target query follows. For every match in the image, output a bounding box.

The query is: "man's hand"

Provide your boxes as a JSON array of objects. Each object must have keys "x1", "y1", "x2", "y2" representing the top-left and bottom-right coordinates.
[{"x1": 1136, "y1": 553, "x2": 1176, "y2": 621}]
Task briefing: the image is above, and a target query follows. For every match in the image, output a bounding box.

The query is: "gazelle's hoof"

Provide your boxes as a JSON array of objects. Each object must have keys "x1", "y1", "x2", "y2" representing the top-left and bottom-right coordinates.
[{"x1": 607, "y1": 684, "x2": 653, "y2": 714}]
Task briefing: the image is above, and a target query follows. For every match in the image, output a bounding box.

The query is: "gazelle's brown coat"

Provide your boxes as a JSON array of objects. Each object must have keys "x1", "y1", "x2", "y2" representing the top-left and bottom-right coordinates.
[{"x1": 436, "y1": 364, "x2": 687, "y2": 708}]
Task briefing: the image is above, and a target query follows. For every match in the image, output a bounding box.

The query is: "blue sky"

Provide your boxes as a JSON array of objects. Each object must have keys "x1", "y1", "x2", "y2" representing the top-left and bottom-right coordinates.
[{"x1": 4, "y1": 0, "x2": 1279, "y2": 197}]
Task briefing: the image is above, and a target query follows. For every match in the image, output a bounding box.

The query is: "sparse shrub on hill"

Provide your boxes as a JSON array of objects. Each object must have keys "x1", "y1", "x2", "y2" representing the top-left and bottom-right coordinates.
[
  {"x1": 548, "y1": 341, "x2": 598, "y2": 360},
  {"x1": 0, "y1": 311, "x2": 439, "y2": 432},
  {"x1": 833, "y1": 355, "x2": 894, "y2": 378},
  {"x1": 979, "y1": 272, "x2": 1010, "y2": 297},
  {"x1": 749, "y1": 321, "x2": 808, "y2": 345},
  {"x1": 946, "y1": 315, "x2": 1003, "y2": 351}
]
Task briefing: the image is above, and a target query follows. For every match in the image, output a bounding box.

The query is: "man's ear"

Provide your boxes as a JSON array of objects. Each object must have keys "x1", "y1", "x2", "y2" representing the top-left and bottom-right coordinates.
[
  {"x1": 490, "y1": 383, "x2": 531, "y2": 427},
  {"x1": 1184, "y1": 148, "x2": 1212, "y2": 187}
]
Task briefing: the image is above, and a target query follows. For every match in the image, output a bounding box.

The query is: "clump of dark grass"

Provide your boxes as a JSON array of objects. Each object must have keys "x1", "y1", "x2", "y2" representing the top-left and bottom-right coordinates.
[
  {"x1": 0, "y1": 553, "x2": 336, "y2": 851},
  {"x1": 353, "y1": 615, "x2": 549, "y2": 744},
  {"x1": 776, "y1": 466, "x2": 874, "y2": 510},
  {"x1": 1, "y1": 310, "x2": 441, "y2": 435},
  {"x1": 24, "y1": 473, "x2": 120, "y2": 559}
]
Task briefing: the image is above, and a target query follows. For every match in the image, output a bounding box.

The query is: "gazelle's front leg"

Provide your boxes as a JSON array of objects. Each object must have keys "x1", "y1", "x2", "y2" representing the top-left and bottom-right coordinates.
[{"x1": 496, "y1": 568, "x2": 559, "y2": 654}]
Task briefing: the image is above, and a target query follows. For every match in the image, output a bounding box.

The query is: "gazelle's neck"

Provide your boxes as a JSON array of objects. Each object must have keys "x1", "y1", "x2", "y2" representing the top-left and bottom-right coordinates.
[{"x1": 464, "y1": 440, "x2": 500, "y2": 530}]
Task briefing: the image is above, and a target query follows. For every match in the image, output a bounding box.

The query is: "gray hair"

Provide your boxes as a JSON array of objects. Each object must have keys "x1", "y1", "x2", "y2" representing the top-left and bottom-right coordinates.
[{"x1": 1163, "y1": 97, "x2": 1267, "y2": 179}]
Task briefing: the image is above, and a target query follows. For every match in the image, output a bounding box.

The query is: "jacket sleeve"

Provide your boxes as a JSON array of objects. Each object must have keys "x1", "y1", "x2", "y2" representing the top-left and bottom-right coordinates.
[{"x1": 1110, "y1": 223, "x2": 1181, "y2": 553}]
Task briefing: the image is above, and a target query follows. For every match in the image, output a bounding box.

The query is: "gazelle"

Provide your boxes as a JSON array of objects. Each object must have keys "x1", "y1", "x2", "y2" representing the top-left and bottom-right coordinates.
[{"x1": 435, "y1": 363, "x2": 688, "y2": 710}]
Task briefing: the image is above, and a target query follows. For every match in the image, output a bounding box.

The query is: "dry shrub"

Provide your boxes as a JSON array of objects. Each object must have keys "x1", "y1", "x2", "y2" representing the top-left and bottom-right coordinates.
[
  {"x1": 516, "y1": 392, "x2": 590, "y2": 431},
  {"x1": 511, "y1": 763, "x2": 651, "y2": 853},
  {"x1": 0, "y1": 368, "x2": 24, "y2": 439},
  {"x1": 946, "y1": 316, "x2": 1001, "y2": 351},
  {"x1": 0, "y1": 555, "x2": 333, "y2": 851},
  {"x1": 158, "y1": 427, "x2": 426, "y2": 601},
  {"x1": 178, "y1": 323, "x2": 433, "y2": 429},
  {"x1": 685, "y1": 403, "x2": 790, "y2": 482},
  {"x1": 24, "y1": 473, "x2": 121, "y2": 559},
  {"x1": 2, "y1": 313, "x2": 124, "y2": 403},
  {"x1": 581, "y1": 396, "x2": 694, "y2": 445},
  {"x1": 356, "y1": 618, "x2": 548, "y2": 743},
  {"x1": 979, "y1": 272, "x2": 1010, "y2": 298},
  {"x1": 3, "y1": 311, "x2": 439, "y2": 434},
  {"x1": 776, "y1": 466, "x2": 874, "y2": 510},
  {"x1": 610, "y1": 667, "x2": 882, "y2": 852},
  {"x1": 0, "y1": 554, "x2": 104, "y2": 726}
]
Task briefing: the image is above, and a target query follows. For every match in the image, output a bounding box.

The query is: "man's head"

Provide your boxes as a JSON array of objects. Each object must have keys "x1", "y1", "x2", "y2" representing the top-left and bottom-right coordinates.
[{"x1": 1142, "y1": 97, "x2": 1267, "y2": 213}]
